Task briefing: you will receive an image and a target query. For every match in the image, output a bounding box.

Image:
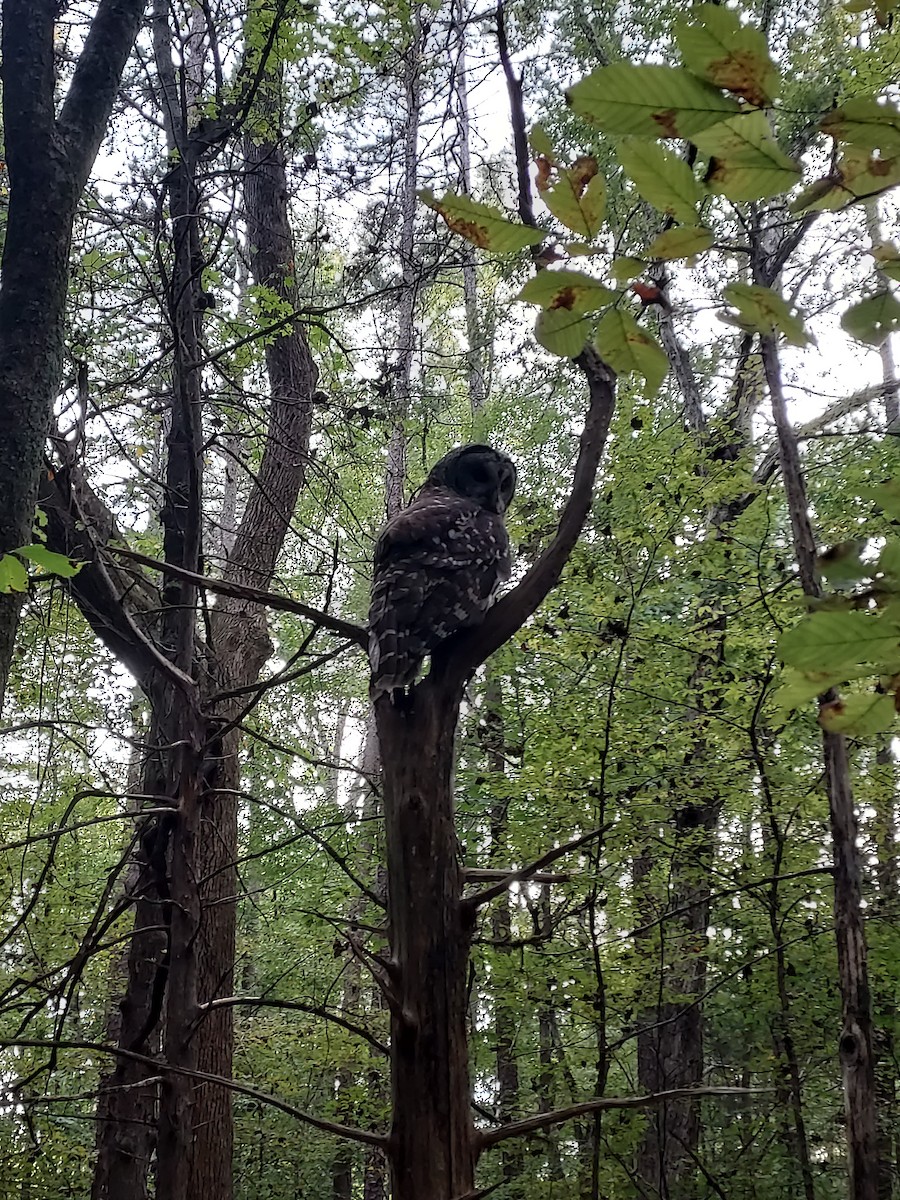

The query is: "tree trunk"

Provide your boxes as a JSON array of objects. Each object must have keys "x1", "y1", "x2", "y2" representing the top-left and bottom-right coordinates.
[
  {"x1": 85, "y1": 10, "x2": 316, "y2": 1195},
  {"x1": 0, "y1": 0, "x2": 146, "y2": 711},
  {"x1": 376, "y1": 677, "x2": 476, "y2": 1200},
  {"x1": 762, "y1": 333, "x2": 879, "y2": 1200}
]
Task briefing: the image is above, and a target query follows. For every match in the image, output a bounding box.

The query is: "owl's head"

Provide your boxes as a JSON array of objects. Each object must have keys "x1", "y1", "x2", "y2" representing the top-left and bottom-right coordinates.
[{"x1": 427, "y1": 444, "x2": 516, "y2": 514}]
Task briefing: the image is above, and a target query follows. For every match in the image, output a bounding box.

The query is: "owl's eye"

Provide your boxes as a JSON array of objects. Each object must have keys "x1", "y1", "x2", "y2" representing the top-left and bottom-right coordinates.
[{"x1": 469, "y1": 464, "x2": 491, "y2": 483}]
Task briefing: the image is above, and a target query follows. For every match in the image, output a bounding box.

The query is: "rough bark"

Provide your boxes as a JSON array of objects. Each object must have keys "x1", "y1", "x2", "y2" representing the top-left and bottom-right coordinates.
[
  {"x1": 0, "y1": 0, "x2": 147, "y2": 711},
  {"x1": 376, "y1": 676, "x2": 476, "y2": 1200},
  {"x1": 482, "y1": 679, "x2": 524, "y2": 1191}
]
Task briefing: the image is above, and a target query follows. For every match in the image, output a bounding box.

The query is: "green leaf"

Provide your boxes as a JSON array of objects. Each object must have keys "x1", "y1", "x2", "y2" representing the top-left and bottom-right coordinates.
[
  {"x1": 610, "y1": 256, "x2": 646, "y2": 282},
  {"x1": 675, "y1": 4, "x2": 780, "y2": 106},
  {"x1": 566, "y1": 64, "x2": 740, "y2": 139},
  {"x1": 778, "y1": 610, "x2": 900, "y2": 671},
  {"x1": 819, "y1": 692, "x2": 897, "y2": 735},
  {"x1": 840, "y1": 292, "x2": 900, "y2": 346},
  {"x1": 595, "y1": 309, "x2": 669, "y2": 396},
  {"x1": 723, "y1": 283, "x2": 811, "y2": 346},
  {"x1": 80, "y1": 248, "x2": 104, "y2": 275},
  {"x1": 820, "y1": 97, "x2": 900, "y2": 154},
  {"x1": 871, "y1": 241, "x2": 900, "y2": 282},
  {"x1": 518, "y1": 270, "x2": 616, "y2": 314},
  {"x1": 418, "y1": 190, "x2": 544, "y2": 253},
  {"x1": 791, "y1": 148, "x2": 900, "y2": 213},
  {"x1": 877, "y1": 540, "x2": 900, "y2": 583},
  {"x1": 693, "y1": 111, "x2": 801, "y2": 201},
  {"x1": 529, "y1": 124, "x2": 556, "y2": 160},
  {"x1": 539, "y1": 159, "x2": 607, "y2": 240},
  {"x1": 774, "y1": 667, "x2": 841, "y2": 711},
  {"x1": 0, "y1": 553, "x2": 28, "y2": 594},
  {"x1": 616, "y1": 139, "x2": 703, "y2": 224},
  {"x1": 535, "y1": 309, "x2": 592, "y2": 357},
  {"x1": 860, "y1": 481, "x2": 900, "y2": 521},
  {"x1": 645, "y1": 225, "x2": 713, "y2": 260},
  {"x1": 15, "y1": 545, "x2": 82, "y2": 578},
  {"x1": 565, "y1": 242, "x2": 603, "y2": 257}
]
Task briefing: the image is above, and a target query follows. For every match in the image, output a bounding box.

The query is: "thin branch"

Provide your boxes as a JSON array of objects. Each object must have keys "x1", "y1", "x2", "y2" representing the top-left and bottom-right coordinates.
[
  {"x1": 463, "y1": 824, "x2": 609, "y2": 911},
  {"x1": 202, "y1": 996, "x2": 388, "y2": 1055},
  {"x1": 477, "y1": 1086, "x2": 772, "y2": 1150},
  {"x1": 495, "y1": 0, "x2": 537, "y2": 232},
  {"x1": 0, "y1": 1038, "x2": 386, "y2": 1148},
  {"x1": 57, "y1": 0, "x2": 148, "y2": 183},
  {"x1": 628, "y1": 866, "x2": 834, "y2": 938},
  {"x1": 753, "y1": 381, "x2": 897, "y2": 486},
  {"x1": 107, "y1": 545, "x2": 368, "y2": 646},
  {"x1": 346, "y1": 931, "x2": 404, "y2": 1019},
  {"x1": 462, "y1": 868, "x2": 570, "y2": 884}
]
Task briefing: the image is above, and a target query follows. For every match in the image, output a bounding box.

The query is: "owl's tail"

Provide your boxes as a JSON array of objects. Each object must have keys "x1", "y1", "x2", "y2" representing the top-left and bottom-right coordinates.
[{"x1": 368, "y1": 625, "x2": 420, "y2": 699}]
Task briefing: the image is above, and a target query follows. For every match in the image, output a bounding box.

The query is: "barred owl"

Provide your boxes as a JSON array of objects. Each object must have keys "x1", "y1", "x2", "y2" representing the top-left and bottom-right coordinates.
[{"x1": 368, "y1": 444, "x2": 516, "y2": 698}]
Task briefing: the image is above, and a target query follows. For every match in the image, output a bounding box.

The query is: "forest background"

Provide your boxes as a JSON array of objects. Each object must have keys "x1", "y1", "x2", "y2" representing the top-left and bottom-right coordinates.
[{"x1": 0, "y1": 0, "x2": 900, "y2": 1197}]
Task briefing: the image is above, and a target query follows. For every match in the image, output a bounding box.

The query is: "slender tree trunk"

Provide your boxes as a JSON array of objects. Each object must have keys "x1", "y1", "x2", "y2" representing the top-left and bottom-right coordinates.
[
  {"x1": 761, "y1": 333, "x2": 879, "y2": 1200},
  {"x1": 450, "y1": 0, "x2": 487, "y2": 413},
  {"x1": 480, "y1": 679, "x2": 524, "y2": 1191},
  {"x1": 85, "y1": 10, "x2": 316, "y2": 1195},
  {"x1": 755, "y1": 757, "x2": 816, "y2": 1200},
  {"x1": 0, "y1": 0, "x2": 146, "y2": 711},
  {"x1": 384, "y1": 12, "x2": 424, "y2": 519},
  {"x1": 872, "y1": 745, "x2": 899, "y2": 1200}
]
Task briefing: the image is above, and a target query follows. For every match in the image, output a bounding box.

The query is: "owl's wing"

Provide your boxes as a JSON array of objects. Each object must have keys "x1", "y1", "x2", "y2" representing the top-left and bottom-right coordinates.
[{"x1": 368, "y1": 489, "x2": 510, "y2": 695}]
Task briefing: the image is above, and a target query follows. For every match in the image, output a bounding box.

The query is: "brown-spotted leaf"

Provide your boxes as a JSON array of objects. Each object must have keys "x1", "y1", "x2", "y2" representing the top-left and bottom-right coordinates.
[
  {"x1": 418, "y1": 189, "x2": 544, "y2": 252},
  {"x1": 537, "y1": 157, "x2": 607, "y2": 240},
  {"x1": 567, "y1": 64, "x2": 740, "y2": 139},
  {"x1": 675, "y1": 4, "x2": 779, "y2": 106},
  {"x1": 518, "y1": 269, "x2": 616, "y2": 314},
  {"x1": 821, "y1": 97, "x2": 900, "y2": 155}
]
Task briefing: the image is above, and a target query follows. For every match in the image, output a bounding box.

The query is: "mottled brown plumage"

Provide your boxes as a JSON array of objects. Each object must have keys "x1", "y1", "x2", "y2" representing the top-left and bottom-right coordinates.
[{"x1": 368, "y1": 444, "x2": 516, "y2": 698}]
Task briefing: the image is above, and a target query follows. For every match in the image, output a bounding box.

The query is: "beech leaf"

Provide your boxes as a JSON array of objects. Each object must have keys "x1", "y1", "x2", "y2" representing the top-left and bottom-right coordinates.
[
  {"x1": 535, "y1": 309, "x2": 592, "y2": 357},
  {"x1": 723, "y1": 283, "x2": 810, "y2": 346},
  {"x1": 595, "y1": 309, "x2": 668, "y2": 396},
  {"x1": 693, "y1": 111, "x2": 800, "y2": 201},
  {"x1": 778, "y1": 610, "x2": 900, "y2": 671},
  {"x1": 616, "y1": 139, "x2": 703, "y2": 224},
  {"x1": 538, "y1": 158, "x2": 607, "y2": 240},
  {"x1": 841, "y1": 292, "x2": 900, "y2": 347},
  {"x1": 820, "y1": 97, "x2": 900, "y2": 155},
  {"x1": 675, "y1": 4, "x2": 779, "y2": 106},
  {"x1": 418, "y1": 189, "x2": 544, "y2": 252},
  {"x1": 518, "y1": 270, "x2": 616, "y2": 313},
  {"x1": 645, "y1": 226, "x2": 713, "y2": 260},
  {"x1": 819, "y1": 692, "x2": 897, "y2": 735},
  {"x1": 567, "y1": 64, "x2": 740, "y2": 139}
]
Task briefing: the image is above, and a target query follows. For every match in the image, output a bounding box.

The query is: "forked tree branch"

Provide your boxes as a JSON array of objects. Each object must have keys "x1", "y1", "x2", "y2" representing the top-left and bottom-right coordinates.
[
  {"x1": 431, "y1": 10, "x2": 617, "y2": 688},
  {"x1": 463, "y1": 822, "x2": 610, "y2": 911},
  {"x1": 202, "y1": 996, "x2": 388, "y2": 1056},
  {"x1": 435, "y1": 346, "x2": 615, "y2": 688}
]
